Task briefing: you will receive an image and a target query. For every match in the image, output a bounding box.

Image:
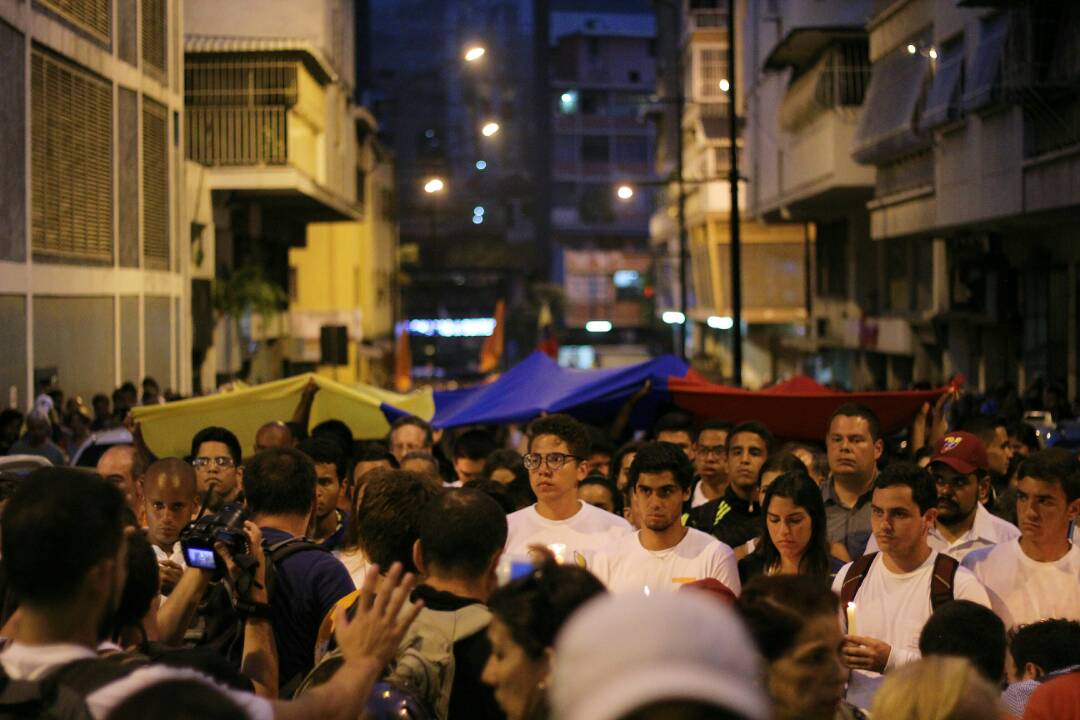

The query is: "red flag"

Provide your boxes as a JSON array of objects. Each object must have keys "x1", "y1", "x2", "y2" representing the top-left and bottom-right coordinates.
[
  {"x1": 479, "y1": 299, "x2": 505, "y2": 374},
  {"x1": 394, "y1": 321, "x2": 412, "y2": 393},
  {"x1": 537, "y1": 301, "x2": 558, "y2": 359}
]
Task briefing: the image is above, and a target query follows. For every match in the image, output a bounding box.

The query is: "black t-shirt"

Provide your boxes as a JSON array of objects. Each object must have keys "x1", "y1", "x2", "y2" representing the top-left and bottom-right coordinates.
[
  {"x1": 410, "y1": 585, "x2": 505, "y2": 720},
  {"x1": 686, "y1": 487, "x2": 761, "y2": 550}
]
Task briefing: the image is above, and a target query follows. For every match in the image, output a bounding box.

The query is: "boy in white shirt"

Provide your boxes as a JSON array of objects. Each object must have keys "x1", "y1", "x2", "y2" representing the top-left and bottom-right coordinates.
[
  {"x1": 963, "y1": 448, "x2": 1080, "y2": 628},
  {"x1": 505, "y1": 415, "x2": 631, "y2": 568},
  {"x1": 832, "y1": 462, "x2": 990, "y2": 710},
  {"x1": 591, "y1": 441, "x2": 740, "y2": 595}
]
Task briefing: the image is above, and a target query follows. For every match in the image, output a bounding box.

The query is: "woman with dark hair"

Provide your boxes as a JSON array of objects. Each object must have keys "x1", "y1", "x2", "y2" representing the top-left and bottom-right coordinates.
[
  {"x1": 483, "y1": 449, "x2": 536, "y2": 511},
  {"x1": 737, "y1": 575, "x2": 867, "y2": 720},
  {"x1": 482, "y1": 561, "x2": 606, "y2": 720},
  {"x1": 738, "y1": 470, "x2": 838, "y2": 584},
  {"x1": 608, "y1": 441, "x2": 643, "y2": 493}
]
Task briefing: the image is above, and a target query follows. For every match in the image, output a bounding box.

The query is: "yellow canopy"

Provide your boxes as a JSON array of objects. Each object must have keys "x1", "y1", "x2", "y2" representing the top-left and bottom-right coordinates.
[{"x1": 131, "y1": 373, "x2": 434, "y2": 459}]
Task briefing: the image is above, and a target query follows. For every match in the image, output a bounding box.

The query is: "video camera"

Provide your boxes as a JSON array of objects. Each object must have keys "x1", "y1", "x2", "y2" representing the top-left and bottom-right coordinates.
[{"x1": 179, "y1": 502, "x2": 249, "y2": 577}]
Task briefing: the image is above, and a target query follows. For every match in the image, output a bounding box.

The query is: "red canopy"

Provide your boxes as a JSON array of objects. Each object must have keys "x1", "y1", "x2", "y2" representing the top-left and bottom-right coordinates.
[{"x1": 668, "y1": 374, "x2": 950, "y2": 443}]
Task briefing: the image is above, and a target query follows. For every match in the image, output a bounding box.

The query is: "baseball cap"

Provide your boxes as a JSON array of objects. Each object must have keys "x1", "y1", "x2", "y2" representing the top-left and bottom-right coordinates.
[
  {"x1": 551, "y1": 592, "x2": 767, "y2": 720},
  {"x1": 931, "y1": 431, "x2": 989, "y2": 474}
]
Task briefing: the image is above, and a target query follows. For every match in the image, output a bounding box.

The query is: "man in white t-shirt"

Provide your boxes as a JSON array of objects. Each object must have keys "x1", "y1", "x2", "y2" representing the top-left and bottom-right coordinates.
[
  {"x1": 865, "y1": 431, "x2": 1020, "y2": 561},
  {"x1": 963, "y1": 448, "x2": 1080, "y2": 628},
  {"x1": 505, "y1": 414, "x2": 631, "y2": 568},
  {"x1": 832, "y1": 462, "x2": 991, "y2": 710},
  {"x1": 0, "y1": 466, "x2": 423, "y2": 720},
  {"x1": 591, "y1": 441, "x2": 739, "y2": 595}
]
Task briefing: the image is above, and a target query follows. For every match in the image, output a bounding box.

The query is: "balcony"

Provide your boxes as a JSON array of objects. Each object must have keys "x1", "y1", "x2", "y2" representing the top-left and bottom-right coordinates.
[{"x1": 187, "y1": 106, "x2": 287, "y2": 166}]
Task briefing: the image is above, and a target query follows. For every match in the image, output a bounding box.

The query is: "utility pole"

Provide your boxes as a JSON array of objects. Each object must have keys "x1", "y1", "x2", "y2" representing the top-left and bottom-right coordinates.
[
  {"x1": 727, "y1": 0, "x2": 743, "y2": 386},
  {"x1": 675, "y1": 2, "x2": 688, "y2": 362}
]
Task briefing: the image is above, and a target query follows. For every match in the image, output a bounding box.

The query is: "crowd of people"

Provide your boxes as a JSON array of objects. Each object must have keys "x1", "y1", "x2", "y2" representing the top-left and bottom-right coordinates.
[{"x1": 0, "y1": 373, "x2": 1077, "y2": 720}]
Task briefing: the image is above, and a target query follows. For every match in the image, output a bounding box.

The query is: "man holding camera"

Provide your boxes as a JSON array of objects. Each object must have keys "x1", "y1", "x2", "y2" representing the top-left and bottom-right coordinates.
[{"x1": 244, "y1": 447, "x2": 356, "y2": 692}]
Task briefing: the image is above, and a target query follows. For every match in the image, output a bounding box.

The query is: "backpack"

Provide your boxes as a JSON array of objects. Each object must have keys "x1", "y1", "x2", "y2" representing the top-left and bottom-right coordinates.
[
  {"x1": 193, "y1": 536, "x2": 327, "y2": 671},
  {"x1": 297, "y1": 602, "x2": 491, "y2": 720},
  {"x1": 0, "y1": 655, "x2": 142, "y2": 720},
  {"x1": 839, "y1": 551, "x2": 959, "y2": 633}
]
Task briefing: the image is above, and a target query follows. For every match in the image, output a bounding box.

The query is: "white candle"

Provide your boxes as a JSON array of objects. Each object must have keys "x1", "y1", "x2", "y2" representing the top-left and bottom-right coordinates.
[
  {"x1": 547, "y1": 543, "x2": 567, "y2": 564},
  {"x1": 846, "y1": 602, "x2": 857, "y2": 635}
]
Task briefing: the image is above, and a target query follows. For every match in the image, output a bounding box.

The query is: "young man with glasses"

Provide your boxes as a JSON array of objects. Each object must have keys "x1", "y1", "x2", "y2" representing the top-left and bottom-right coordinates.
[
  {"x1": 690, "y1": 419, "x2": 732, "y2": 508},
  {"x1": 591, "y1": 441, "x2": 739, "y2": 595},
  {"x1": 505, "y1": 414, "x2": 631, "y2": 567},
  {"x1": 190, "y1": 426, "x2": 244, "y2": 511}
]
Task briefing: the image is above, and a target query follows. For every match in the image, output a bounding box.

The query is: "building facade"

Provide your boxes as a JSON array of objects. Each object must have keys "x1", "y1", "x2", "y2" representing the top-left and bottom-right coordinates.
[
  {"x1": 0, "y1": 0, "x2": 189, "y2": 405},
  {"x1": 746, "y1": 0, "x2": 1080, "y2": 398}
]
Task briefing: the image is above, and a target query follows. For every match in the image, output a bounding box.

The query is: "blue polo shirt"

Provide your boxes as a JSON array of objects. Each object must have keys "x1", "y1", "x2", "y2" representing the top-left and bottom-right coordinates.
[{"x1": 260, "y1": 526, "x2": 355, "y2": 690}]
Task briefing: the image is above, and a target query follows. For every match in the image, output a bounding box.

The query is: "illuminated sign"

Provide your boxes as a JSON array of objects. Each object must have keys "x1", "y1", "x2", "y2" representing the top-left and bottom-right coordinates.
[{"x1": 407, "y1": 318, "x2": 495, "y2": 337}]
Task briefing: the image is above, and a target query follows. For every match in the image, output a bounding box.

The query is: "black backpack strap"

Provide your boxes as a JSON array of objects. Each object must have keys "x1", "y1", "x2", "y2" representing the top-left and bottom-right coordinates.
[
  {"x1": 839, "y1": 552, "x2": 877, "y2": 632},
  {"x1": 929, "y1": 553, "x2": 960, "y2": 611}
]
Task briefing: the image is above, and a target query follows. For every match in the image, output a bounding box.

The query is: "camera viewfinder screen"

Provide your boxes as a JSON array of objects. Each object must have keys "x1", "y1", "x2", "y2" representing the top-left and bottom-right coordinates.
[{"x1": 184, "y1": 547, "x2": 216, "y2": 570}]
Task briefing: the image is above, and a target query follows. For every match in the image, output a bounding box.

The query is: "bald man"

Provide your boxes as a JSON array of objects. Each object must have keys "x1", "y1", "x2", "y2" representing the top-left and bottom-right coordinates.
[
  {"x1": 143, "y1": 457, "x2": 200, "y2": 595},
  {"x1": 254, "y1": 421, "x2": 294, "y2": 454},
  {"x1": 97, "y1": 444, "x2": 146, "y2": 519}
]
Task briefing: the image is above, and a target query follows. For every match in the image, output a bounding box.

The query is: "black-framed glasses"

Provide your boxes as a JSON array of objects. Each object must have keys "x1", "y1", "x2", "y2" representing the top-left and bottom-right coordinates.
[
  {"x1": 192, "y1": 456, "x2": 235, "y2": 469},
  {"x1": 522, "y1": 452, "x2": 581, "y2": 471},
  {"x1": 695, "y1": 444, "x2": 727, "y2": 457}
]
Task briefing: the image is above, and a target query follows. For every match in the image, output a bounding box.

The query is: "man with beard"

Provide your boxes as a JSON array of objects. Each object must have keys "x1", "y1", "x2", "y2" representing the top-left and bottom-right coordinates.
[
  {"x1": 142, "y1": 458, "x2": 200, "y2": 595},
  {"x1": 0, "y1": 466, "x2": 426, "y2": 719},
  {"x1": 832, "y1": 462, "x2": 991, "y2": 710},
  {"x1": 925, "y1": 432, "x2": 1019, "y2": 560},
  {"x1": 189, "y1": 427, "x2": 243, "y2": 511},
  {"x1": 962, "y1": 416, "x2": 1013, "y2": 507},
  {"x1": 686, "y1": 421, "x2": 771, "y2": 558},
  {"x1": 591, "y1": 442, "x2": 740, "y2": 595}
]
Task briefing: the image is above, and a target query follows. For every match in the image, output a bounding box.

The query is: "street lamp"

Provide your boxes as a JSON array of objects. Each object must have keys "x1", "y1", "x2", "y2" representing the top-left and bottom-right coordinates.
[
  {"x1": 464, "y1": 45, "x2": 486, "y2": 62},
  {"x1": 423, "y1": 177, "x2": 445, "y2": 194},
  {"x1": 718, "y1": 78, "x2": 730, "y2": 93},
  {"x1": 481, "y1": 121, "x2": 500, "y2": 137},
  {"x1": 616, "y1": 184, "x2": 634, "y2": 200}
]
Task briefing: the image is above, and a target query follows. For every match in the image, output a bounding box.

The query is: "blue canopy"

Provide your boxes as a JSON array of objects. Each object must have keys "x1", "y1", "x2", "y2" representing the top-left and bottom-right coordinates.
[{"x1": 431, "y1": 352, "x2": 689, "y2": 429}]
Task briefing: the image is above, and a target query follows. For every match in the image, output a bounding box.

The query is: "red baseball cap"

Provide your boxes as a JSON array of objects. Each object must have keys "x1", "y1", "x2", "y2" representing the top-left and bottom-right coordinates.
[{"x1": 931, "y1": 431, "x2": 989, "y2": 474}]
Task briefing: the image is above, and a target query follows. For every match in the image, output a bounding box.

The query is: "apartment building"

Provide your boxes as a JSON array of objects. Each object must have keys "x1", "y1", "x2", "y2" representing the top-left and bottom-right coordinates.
[{"x1": 0, "y1": 0, "x2": 189, "y2": 404}]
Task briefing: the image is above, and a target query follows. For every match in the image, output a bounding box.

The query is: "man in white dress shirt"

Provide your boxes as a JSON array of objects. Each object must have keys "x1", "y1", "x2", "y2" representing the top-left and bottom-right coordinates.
[
  {"x1": 591, "y1": 441, "x2": 740, "y2": 595},
  {"x1": 505, "y1": 414, "x2": 631, "y2": 568}
]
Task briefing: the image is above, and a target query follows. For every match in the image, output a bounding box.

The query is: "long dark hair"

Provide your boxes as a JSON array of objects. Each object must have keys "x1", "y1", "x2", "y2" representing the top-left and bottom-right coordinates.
[{"x1": 752, "y1": 470, "x2": 831, "y2": 577}]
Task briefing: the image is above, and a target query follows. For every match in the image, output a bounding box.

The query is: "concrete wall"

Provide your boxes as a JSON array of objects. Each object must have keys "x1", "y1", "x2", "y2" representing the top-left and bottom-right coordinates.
[
  {"x1": 0, "y1": 19, "x2": 25, "y2": 262},
  {"x1": 0, "y1": 296, "x2": 27, "y2": 408},
  {"x1": 33, "y1": 296, "x2": 116, "y2": 402}
]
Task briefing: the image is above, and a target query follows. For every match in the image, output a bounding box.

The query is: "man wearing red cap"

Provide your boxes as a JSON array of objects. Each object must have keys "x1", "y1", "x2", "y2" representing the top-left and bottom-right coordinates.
[{"x1": 925, "y1": 431, "x2": 1020, "y2": 561}]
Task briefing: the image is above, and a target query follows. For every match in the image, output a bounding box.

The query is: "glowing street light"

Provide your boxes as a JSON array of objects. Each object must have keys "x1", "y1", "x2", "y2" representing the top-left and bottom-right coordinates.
[
  {"x1": 423, "y1": 177, "x2": 445, "y2": 194},
  {"x1": 907, "y1": 43, "x2": 918, "y2": 55},
  {"x1": 481, "y1": 121, "x2": 500, "y2": 137},
  {"x1": 707, "y1": 315, "x2": 734, "y2": 330},
  {"x1": 719, "y1": 78, "x2": 730, "y2": 93},
  {"x1": 464, "y1": 45, "x2": 486, "y2": 62},
  {"x1": 585, "y1": 320, "x2": 613, "y2": 333},
  {"x1": 928, "y1": 47, "x2": 938, "y2": 60},
  {"x1": 616, "y1": 184, "x2": 634, "y2": 200},
  {"x1": 662, "y1": 311, "x2": 686, "y2": 325}
]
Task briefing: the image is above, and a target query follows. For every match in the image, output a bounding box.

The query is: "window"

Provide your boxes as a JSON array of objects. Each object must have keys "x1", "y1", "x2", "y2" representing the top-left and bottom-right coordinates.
[
  {"x1": 629, "y1": 70, "x2": 640, "y2": 83},
  {"x1": 31, "y1": 48, "x2": 113, "y2": 262},
  {"x1": 142, "y1": 98, "x2": 170, "y2": 270},
  {"x1": 815, "y1": 220, "x2": 848, "y2": 299},
  {"x1": 581, "y1": 136, "x2": 609, "y2": 163},
  {"x1": 697, "y1": 48, "x2": 729, "y2": 100},
  {"x1": 963, "y1": 14, "x2": 1008, "y2": 112},
  {"x1": 615, "y1": 136, "x2": 647, "y2": 164},
  {"x1": 555, "y1": 135, "x2": 578, "y2": 164},
  {"x1": 141, "y1": 0, "x2": 166, "y2": 73},
  {"x1": 41, "y1": 0, "x2": 111, "y2": 41},
  {"x1": 921, "y1": 36, "x2": 964, "y2": 129}
]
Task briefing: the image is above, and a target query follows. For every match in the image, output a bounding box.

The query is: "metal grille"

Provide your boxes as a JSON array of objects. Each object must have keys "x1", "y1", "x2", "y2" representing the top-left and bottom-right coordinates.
[
  {"x1": 185, "y1": 56, "x2": 299, "y2": 107},
  {"x1": 141, "y1": 0, "x2": 166, "y2": 73},
  {"x1": 31, "y1": 48, "x2": 113, "y2": 261},
  {"x1": 697, "y1": 48, "x2": 729, "y2": 101},
  {"x1": 142, "y1": 97, "x2": 169, "y2": 269},
  {"x1": 41, "y1": 0, "x2": 111, "y2": 41}
]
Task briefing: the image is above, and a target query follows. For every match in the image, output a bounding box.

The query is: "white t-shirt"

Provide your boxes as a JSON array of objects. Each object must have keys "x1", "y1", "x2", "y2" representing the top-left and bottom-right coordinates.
[
  {"x1": 863, "y1": 504, "x2": 1021, "y2": 561},
  {"x1": 830, "y1": 551, "x2": 991, "y2": 710},
  {"x1": 962, "y1": 538, "x2": 1080, "y2": 628},
  {"x1": 689, "y1": 480, "x2": 719, "y2": 508},
  {"x1": 334, "y1": 548, "x2": 372, "y2": 589},
  {"x1": 590, "y1": 527, "x2": 741, "y2": 596},
  {"x1": 505, "y1": 501, "x2": 632, "y2": 570},
  {"x1": 0, "y1": 642, "x2": 272, "y2": 719}
]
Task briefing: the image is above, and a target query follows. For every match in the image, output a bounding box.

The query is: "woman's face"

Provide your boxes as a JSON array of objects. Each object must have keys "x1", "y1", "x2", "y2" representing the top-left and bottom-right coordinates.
[
  {"x1": 481, "y1": 617, "x2": 548, "y2": 720},
  {"x1": 765, "y1": 494, "x2": 813, "y2": 565},
  {"x1": 768, "y1": 613, "x2": 847, "y2": 720}
]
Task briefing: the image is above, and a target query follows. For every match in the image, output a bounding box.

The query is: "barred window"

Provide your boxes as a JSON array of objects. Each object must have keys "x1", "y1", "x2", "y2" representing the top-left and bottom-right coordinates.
[
  {"x1": 697, "y1": 48, "x2": 729, "y2": 100},
  {"x1": 31, "y1": 48, "x2": 113, "y2": 262},
  {"x1": 142, "y1": 97, "x2": 169, "y2": 269},
  {"x1": 41, "y1": 0, "x2": 111, "y2": 42},
  {"x1": 141, "y1": 0, "x2": 166, "y2": 73}
]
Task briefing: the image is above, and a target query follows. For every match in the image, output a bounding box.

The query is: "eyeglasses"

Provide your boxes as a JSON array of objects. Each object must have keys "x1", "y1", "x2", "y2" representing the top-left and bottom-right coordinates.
[
  {"x1": 695, "y1": 444, "x2": 727, "y2": 457},
  {"x1": 192, "y1": 456, "x2": 235, "y2": 469},
  {"x1": 522, "y1": 452, "x2": 581, "y2": 471}
]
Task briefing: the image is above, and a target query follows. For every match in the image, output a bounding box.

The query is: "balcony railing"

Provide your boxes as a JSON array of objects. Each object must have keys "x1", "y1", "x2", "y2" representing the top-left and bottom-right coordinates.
[
  {"x1": 781, "y1": 64, "x2": 870, "y2": 131},
  {"x1": 187, "y1": 106, "x2": 288, "y2": 167}
]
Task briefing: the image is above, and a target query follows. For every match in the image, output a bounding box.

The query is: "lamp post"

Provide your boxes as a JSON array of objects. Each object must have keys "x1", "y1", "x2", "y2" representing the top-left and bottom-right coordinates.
[{"x1": 726, "y1": 2, "x2": 743, "y2": 386}]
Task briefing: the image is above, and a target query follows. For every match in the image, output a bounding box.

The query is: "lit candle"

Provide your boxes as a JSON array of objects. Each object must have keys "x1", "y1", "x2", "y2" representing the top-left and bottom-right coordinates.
[
  {"x1": 547, "y1": 543, "x2": 567, "y2": 564},
  {"x1": 846, "y1": 602, "x2": 857, "y2": 635}
]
